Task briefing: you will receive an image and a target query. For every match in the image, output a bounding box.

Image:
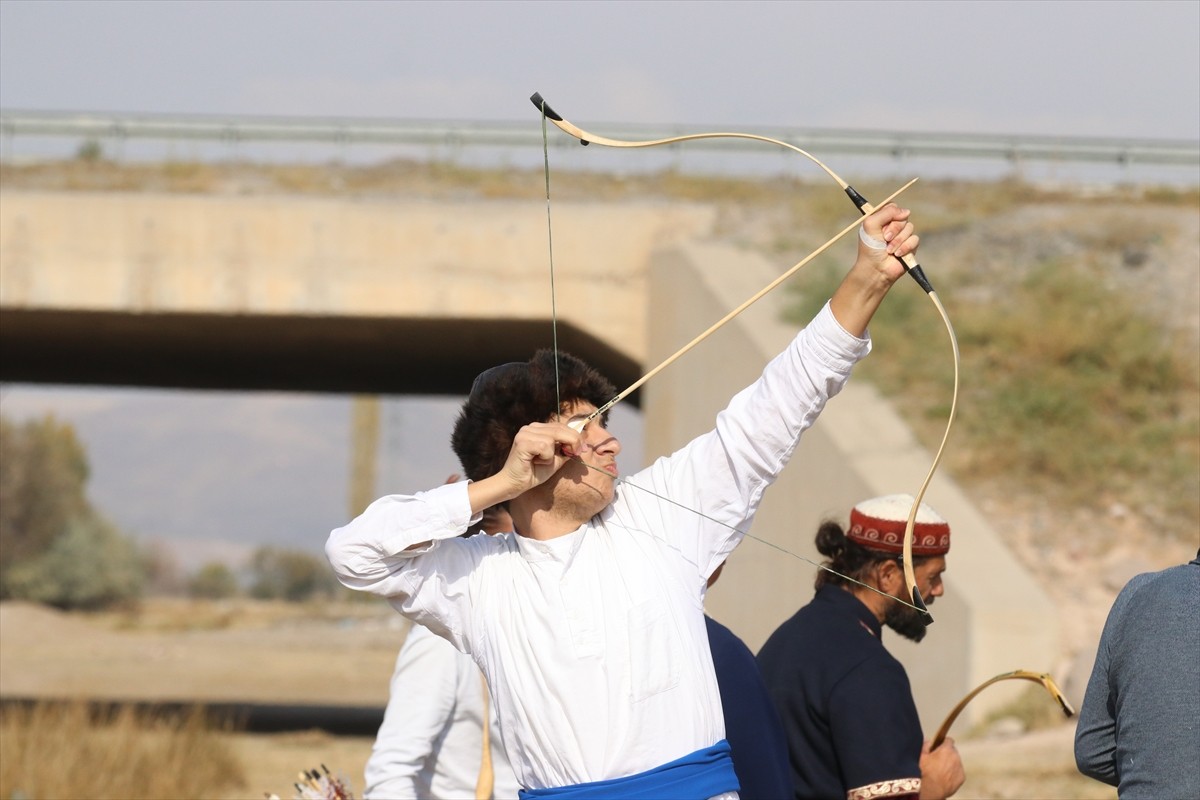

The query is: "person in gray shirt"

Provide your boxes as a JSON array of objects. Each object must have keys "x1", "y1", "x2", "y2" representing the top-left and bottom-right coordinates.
[{"x1": 1074, "y1": 548, "x2": 1200, "y2": 799}]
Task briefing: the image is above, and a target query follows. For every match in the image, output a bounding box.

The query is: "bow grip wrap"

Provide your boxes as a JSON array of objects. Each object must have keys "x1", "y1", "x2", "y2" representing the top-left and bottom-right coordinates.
[{"x1": 844, "y1": 185, "x2": 934, "y2": 294}]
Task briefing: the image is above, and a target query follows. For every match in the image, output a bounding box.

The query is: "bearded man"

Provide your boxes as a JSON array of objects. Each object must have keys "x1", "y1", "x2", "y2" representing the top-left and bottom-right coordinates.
[{"x1": 756, "y1": 495, "x2": 965, "y2": 800}]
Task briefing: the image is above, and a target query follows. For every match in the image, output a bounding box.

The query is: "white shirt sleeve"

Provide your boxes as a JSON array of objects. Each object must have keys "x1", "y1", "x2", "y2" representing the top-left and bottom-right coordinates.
[
  {"x1": 325, "y1": 480, "x2": 491, "y2": 647},
  {"x1": 613, "y1": 301, "x2": 870, "y2": 580}
]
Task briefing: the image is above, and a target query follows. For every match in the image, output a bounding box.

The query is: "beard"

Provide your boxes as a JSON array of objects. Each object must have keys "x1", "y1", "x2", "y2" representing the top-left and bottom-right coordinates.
[{"x1": 884, "y1": 593, "x2": 931, "y2": 642}]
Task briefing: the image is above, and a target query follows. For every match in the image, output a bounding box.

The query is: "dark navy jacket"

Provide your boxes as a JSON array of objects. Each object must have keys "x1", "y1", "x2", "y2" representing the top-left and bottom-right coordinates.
[
  {"x1": 756, "y1": 586, "x2": 923, "y2": 800},
  {"x1": 706, "y1": 615, "x2": 793, "y2": 800}
]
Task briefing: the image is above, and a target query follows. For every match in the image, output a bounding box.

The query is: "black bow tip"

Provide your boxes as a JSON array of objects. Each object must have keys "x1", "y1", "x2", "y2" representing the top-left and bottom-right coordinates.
[
  {"x1": 529, "y1": 92, "x2": 563, "y2": 122},
  {"x1": 912, "y1": 587, "x2": 934, "y2": 624}
]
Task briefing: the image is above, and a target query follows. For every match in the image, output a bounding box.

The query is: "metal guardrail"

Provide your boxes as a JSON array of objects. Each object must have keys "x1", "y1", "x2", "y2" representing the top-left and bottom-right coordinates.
[{"x1": 2, "y1": 108, "x2": 1198, "y2": 169}]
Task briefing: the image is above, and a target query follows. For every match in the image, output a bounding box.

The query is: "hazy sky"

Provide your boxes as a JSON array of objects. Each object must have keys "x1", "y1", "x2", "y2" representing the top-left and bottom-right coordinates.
[{"x1": 2, "y1": 0, "x2": 1198, "y2": 141}]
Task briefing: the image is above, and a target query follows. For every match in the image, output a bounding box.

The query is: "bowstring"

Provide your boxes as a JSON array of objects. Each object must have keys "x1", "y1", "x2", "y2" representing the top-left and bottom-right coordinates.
[
  {"x1": 572, "y1": 458, "x2": 927, "y2": 614},
  {"x1": 540, "y1": 101, "x2": 562, "y2": 417},
  {"x1": 534, "y1": 99, "x2": 954, "y2": 616},
  {"x1": 537, "y1": 100, "x2": 924, "y2": 614}
]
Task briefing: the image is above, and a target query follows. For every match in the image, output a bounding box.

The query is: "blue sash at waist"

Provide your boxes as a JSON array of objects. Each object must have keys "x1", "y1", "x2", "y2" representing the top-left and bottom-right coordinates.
[{"x1": 518, "y1": 740, "x2": 739, "y2": 800}]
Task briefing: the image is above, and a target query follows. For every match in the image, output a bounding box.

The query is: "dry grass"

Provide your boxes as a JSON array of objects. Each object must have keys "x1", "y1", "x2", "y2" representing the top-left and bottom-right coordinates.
[
  {"x1": 0, "y1": 155, "x2": 1126, "y2": 200},
  {"x1": 0, "y1": 701, "x2": 244, "y2": 800},
  {"x1": 783, "y1": 205, "x2": 1200, "y2": 546}
]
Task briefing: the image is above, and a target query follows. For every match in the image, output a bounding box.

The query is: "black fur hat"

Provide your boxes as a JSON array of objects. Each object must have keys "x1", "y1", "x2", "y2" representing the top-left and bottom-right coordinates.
[{"x1": 451, "y1": 349, "x2": 616, "y2": 483}]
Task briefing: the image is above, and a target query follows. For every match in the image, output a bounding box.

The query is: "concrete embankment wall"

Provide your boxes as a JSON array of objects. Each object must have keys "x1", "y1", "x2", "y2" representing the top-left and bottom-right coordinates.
[{"x1": 644, "y1": 240, "x2": 1058, "y2": 733}]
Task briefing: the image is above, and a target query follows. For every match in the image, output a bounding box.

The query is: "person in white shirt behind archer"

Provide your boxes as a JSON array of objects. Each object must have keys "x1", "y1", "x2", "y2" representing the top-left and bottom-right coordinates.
[
  {"x1": 328, "y1": 203, "x2": 920, "y2": 800},
  {"x1": 364, "y1": 479, "x2": 520, "y2": 800}
]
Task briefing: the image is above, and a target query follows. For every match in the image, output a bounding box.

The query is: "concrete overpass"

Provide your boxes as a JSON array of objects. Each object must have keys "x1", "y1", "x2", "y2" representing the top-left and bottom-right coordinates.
[
  {"x1": 0, "y1": 192, "x2": 703, "y2": 396},
  {"x1": 0, "y1": 188, "x2": 1057, "y2": 731}
]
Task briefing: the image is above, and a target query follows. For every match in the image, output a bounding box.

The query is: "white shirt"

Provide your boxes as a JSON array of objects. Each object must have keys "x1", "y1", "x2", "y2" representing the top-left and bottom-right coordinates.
[
  {"x1": 365, "y1": 624, "x2": 520, "y2": 800},
  {"x1": 328, "y1": 303, "x2": 869, "y2": 791}
]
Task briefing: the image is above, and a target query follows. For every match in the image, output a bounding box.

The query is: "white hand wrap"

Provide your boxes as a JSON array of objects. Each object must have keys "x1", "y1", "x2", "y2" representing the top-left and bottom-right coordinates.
[{"x1": 859, "y1": 224, "x2": 887, "y2": 250}]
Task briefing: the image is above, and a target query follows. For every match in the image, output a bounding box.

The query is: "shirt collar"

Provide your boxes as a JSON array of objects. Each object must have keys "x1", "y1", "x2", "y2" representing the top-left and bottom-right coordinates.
[
  {"x1": 515, "y1": 525, "x2": 587, "y2": 563},
  {"x1": 815, "y1": 583, "x2": 883, "y2": 639}
]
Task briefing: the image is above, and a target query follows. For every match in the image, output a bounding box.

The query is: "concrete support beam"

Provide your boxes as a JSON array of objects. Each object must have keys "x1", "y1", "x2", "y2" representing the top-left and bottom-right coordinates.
[
  {"x1": 0, "y1": 191, "x2": 713, "y2": 359},
  {"x1": 0, "y1": 191, "x2": 714, "y2": 393}
]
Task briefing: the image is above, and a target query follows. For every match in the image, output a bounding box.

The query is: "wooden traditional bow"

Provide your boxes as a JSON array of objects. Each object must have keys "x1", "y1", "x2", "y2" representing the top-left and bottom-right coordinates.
[
  {"x1": 532, "y1": 93, "x2": 959, "y2": 619},
  {"x1": 930, "y1": 670, "x2": 1075, "y2": 749}
]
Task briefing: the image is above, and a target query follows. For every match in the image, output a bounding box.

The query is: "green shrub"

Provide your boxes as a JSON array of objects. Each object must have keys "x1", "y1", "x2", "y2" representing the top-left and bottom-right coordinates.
[
  {"x1": 4, "y1": 515, "x2": 146, "y2": 610},
  {"x1": 75, "y1": 139, "x2": 104, "y2": 162},
  {"x1": 249, "y1": 546, "x2": 339, "y2": 602},
  {"x1": 188, "y1": 562, "x2": 241, "y2": 600},
  {"x1": 0, "y1": 416, "x2": 91, "y2": 594}
]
